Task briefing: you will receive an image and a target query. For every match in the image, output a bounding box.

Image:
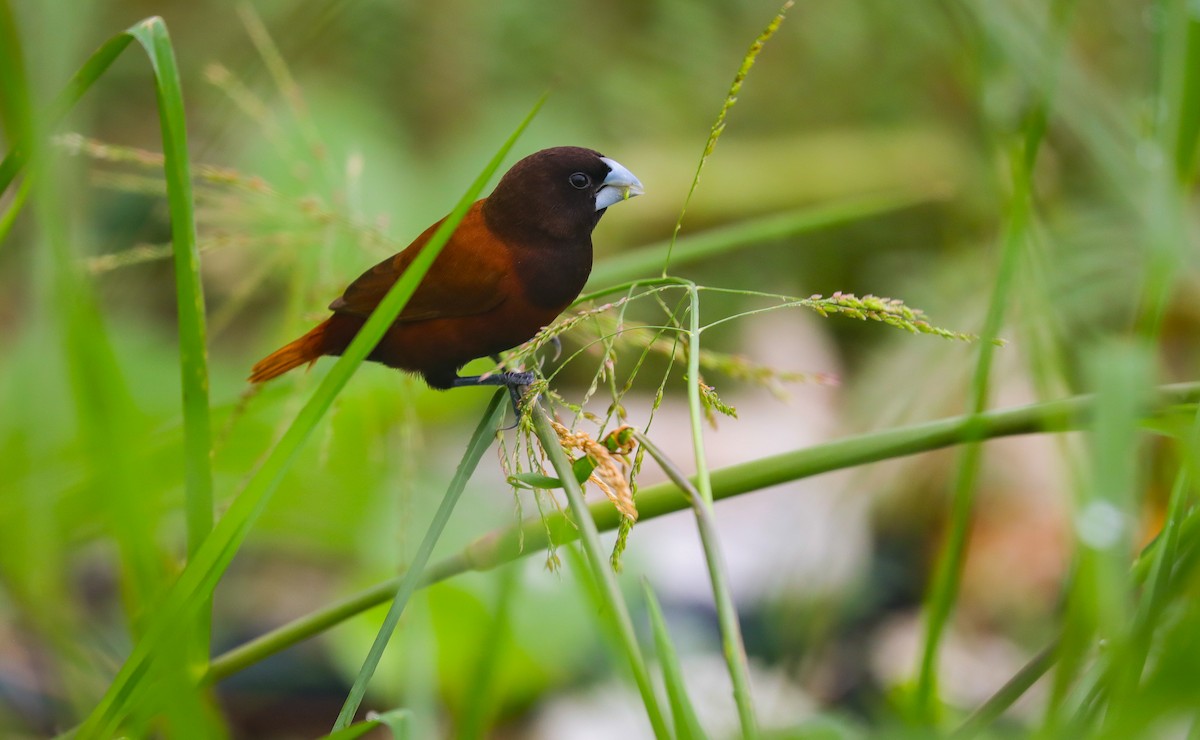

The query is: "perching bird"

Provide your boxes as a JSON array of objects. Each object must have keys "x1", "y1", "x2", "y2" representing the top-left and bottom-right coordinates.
[{"x1": 248, "y1": 146, "x2": 643, "y2": 399}]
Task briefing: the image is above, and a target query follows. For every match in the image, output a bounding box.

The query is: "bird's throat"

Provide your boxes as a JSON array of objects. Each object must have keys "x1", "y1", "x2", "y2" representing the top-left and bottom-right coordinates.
[{"x1": 510, "y1": 238, "x2": 594, "y2": 310}]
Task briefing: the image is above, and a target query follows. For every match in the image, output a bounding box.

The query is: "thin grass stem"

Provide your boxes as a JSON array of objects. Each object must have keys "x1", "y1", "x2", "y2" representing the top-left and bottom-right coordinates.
[
  {"x1": 635, "y1": 431, "x2": 758, "y2": 738},
  {"x1": 332, "y1": 390, "x2": 507, "y2": 729},
  {"x1": 643, "y1": 580, "x2": 705, "y2": 740},
  {"x1": 530, "y1": 403, "x2": 670, "y2": 738}
]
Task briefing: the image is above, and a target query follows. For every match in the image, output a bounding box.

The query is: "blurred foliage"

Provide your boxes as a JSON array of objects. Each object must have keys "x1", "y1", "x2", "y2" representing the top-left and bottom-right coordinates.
[{"x1": 4, "y1": 0, "x2": 1200, "y2": 737}]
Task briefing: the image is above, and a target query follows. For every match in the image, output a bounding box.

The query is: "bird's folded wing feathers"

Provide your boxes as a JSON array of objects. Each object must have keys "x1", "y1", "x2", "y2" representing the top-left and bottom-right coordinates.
[{"x1": 329, "y1": 205, "x2": 509, "y2": 322}]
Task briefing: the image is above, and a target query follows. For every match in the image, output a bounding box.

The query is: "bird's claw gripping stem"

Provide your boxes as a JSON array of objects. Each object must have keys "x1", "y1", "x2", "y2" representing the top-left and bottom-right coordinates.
[{"x1": 452, "y1": 371, "x2": 536, "y2": 425}]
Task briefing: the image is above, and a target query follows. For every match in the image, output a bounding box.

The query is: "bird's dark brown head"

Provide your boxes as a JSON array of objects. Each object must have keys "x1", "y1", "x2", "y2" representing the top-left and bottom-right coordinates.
[{"x1": 482, "y1": 146, "x2": 644, "y2": 246}]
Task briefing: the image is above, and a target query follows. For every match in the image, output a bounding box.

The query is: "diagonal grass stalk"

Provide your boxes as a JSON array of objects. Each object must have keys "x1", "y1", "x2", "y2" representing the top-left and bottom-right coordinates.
[
  {"x1": 635, "y1": 430, "x2": 758, "y2": 738},
  {"x1": 458, "y1": 563, "x2": 521, "y2": 740},
  {"x1": 643, "y1": 581, "x2": 705, "y2": 740},
  {"x1": 911, "y1": 0, "x2": 1073, "y2": 718},
  {"x1": 530, "y1": 402, "x2": 670, "y2": 737},
  {"x1": 332, "y1": 390, "x2": 507, "y2": 729}
]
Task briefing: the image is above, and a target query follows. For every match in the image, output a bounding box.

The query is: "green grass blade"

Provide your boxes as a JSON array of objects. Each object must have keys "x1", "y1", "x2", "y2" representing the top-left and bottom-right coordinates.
[
  {"x1": 78, "y1": 95, "x2": 545, "y2": 739},
  {"x1": 951, "y1": 639, "x2": 1061, "y2": 738},
  {"x1": 587, "y1": 191, "x2": 933, "y2": 287},
  {"x1": 0, "y1": 0, "x2": 33, "y2": 171},
  {"x1": 661, "y1": 1, "x2": 792, "y2": 276},
  {"x1": 124, "y1": 19, "x2": 214, "y2": 668},
  {"x1": 458, "y1": 563, "x2": 520, "y2": 740},
  {"x1": 205, "y1": 382, "x2": 1200, "y2": 682},
  {"x1": 322, "y1": 709, "x2": 412, "y2": 740},
  {"x1": 0, "y1": 30, "x2": 133, "y2": 196},
  {"x1": 332, "y1": 390, "x2": 506, "y2": 730},
  {"x1": 911, "y1": 0, "x2": 1073, "y2": 712},
  {"x1": 1047, "y1": 345, "x2": 1150, "y2": 734},
  {"x1": 643, "y1": 580, "x2": 706, "y2": 740},
  {"x1": 126, "y1": 16, "x2": 213, "y2": 563},
  {"x1": 1162, "y1": 0, "x2": 1200, "y2": 181},
  {"x1": 635, "y1": 431, "x2": 757, "y2": 738},
  {"x1": 1120, "y1": 408, "x2": 1200, "y2": 684},
  {"x1": 530, "y1": 403, "x2": 670, "y2": 738}
]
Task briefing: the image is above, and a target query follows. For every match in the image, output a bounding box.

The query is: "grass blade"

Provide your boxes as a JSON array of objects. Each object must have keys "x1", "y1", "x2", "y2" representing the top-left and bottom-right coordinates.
[
  {"x1": 587, "y1": 191, "x2": 934, "y2": 287},
  {"x1": 530, "y1": 403, "x2": 670, "y2": 738},
  {"x1": 332, "y1": 390, "x2": 506, "y2": 730},
  {"x1": 322, "y1": 709, "x2": 412, "y2": 740},
  {"x1": 126, "y1": 16, "x2": 213, "y2": 561},
  {"x1": 1046, "y1": 345, "x2": 1150, "y2": 734},
  {"x1": 0, "y1": 0, "x2": 33, "y2": 185},
  {"x1": 643, "y1": 580, "x2": 706, "y2": 740},
  {"x1": 635, "y1": 431, "x2": 758, "y2": 738},
  {"x1": 458, "y1": 563, "x2": 521, "y2": 740},
  {"x1": 124, "y1": 19, "x2": 214, "y2": 664}
]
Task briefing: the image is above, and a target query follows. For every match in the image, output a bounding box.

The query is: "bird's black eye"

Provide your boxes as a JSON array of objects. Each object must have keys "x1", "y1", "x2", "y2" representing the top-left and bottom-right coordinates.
[{"x1": 568, "y1": 172, "x2": 591, "y2": 189}]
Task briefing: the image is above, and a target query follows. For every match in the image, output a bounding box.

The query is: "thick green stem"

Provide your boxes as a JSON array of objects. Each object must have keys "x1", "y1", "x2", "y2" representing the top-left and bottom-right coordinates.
[{"x1": 204, "y1": 382, "x2": 1200, "y2": 683}]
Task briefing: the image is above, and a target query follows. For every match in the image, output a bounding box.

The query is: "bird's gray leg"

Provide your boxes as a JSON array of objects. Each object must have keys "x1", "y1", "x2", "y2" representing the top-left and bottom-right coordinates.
[{"x1": 454, "y1": 360, "x2": 535, "y2": 422}]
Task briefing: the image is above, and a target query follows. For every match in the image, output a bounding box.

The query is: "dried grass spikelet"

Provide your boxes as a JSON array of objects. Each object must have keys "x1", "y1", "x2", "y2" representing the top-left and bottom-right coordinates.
[{"x1": 549, "y1": 421, "x2": 638, "y2": 521}]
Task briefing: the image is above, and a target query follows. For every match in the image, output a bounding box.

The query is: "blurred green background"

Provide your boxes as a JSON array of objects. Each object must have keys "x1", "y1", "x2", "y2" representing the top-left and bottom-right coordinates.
[{"x1": 3, "y1": 0, "x2": 1198, "y2": 737}]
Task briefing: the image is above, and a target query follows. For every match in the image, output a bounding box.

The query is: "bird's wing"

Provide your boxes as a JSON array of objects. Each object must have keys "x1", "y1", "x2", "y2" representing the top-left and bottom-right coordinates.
[{"x1": 329, "y1": 202, "x2": 510, "y2": 322}]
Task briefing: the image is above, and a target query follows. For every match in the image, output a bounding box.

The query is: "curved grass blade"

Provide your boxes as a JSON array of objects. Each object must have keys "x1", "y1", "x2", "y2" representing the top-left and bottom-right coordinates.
[{"x1": 125, "y1": 20, "x2": 214, "y2": 659}]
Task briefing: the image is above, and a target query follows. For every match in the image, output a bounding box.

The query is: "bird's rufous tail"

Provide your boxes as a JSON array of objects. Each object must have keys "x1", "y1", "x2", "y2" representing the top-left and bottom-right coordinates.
[{"x1": 248, "y1": 320, "x2": 329, "y2": 383}]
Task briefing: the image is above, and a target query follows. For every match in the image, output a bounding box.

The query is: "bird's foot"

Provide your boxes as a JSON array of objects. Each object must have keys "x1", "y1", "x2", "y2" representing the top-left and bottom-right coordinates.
[
  {"x1": 452, "y1": 371, "x2": 536, "y2": 389},
  {"x1": 453, "y1": 371, "x2": 537, "y2": 425}
]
